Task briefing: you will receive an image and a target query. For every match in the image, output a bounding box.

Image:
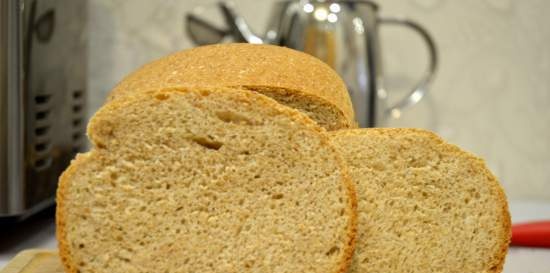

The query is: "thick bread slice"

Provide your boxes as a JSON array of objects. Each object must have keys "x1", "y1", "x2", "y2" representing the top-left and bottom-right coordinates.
[
  {"x1": 56, "y1": 87, "x2": 357, "y2": 273},
  {"x1": 329, "y1": 128, "x2": 510, "y2": 273},
  {"x1": 108, "y1": 43, "x2": 356, "y2": 130}
]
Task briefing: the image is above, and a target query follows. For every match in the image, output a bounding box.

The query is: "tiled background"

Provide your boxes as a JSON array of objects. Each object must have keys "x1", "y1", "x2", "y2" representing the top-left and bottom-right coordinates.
[{"x1": 87, "y1": 0, "x2": 550, "y2": 200}]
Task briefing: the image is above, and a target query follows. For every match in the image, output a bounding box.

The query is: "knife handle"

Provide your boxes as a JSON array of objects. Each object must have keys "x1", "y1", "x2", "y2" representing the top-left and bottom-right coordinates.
[{"x1": 511, "y1": 221, "x2": 550, "y2": 248}]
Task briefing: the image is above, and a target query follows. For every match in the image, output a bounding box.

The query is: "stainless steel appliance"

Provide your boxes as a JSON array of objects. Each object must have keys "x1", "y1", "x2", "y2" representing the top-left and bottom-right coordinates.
[
  {"x1": 0, "y1": 0, "x2": 87, "y2": 220},
  {"x1": 187, "y1": 0, "x2": 438, "y2": 127}
]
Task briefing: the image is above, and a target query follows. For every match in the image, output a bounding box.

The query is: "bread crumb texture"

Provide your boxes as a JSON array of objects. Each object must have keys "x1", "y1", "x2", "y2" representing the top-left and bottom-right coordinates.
[
  {"x1": 329, "y1": 128, "x2": 511, "y2": 273},
  {"x1": 56, "y1": 87, "x2": 357, "y2": 273},
  {"x1": 109, "y1": 43, "x2": 356, "y2": 130}
]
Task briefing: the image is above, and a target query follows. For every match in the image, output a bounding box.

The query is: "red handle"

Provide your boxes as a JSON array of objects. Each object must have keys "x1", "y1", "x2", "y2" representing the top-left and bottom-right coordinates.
[{"x1": 511, "y1": 221, "x2": 550, "y2": 248}]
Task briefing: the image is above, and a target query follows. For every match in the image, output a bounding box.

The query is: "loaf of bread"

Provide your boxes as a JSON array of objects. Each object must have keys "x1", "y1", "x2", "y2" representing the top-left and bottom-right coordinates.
[
  {"x1": 108, "y1": 43, "x2": 356, "y2": 130},
  {"x1": 56, "y1": 87, "x2": 357, "y2": 273},
  {"x1": 329, "y1": 128, "x2": 510, "y2": 273}
]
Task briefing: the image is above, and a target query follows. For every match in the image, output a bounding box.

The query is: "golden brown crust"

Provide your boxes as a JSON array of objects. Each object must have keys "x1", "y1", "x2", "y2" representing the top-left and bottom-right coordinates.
[
  {"x1": 333, "y1": 151, "x2": 358, "y2": 273},
  {"x1": 57, "y1": 86, "x2": 358, "y2": 273},
  {"x1": 242, "y1": 85, "x2": 356, "y2": 130},
  {"x1": 319, "y1": 129, "x2": 358, "y2": 273},
  {"x1": 328, "y1": 128, "x2": 511, "y2": 273},
  {"x1": 108, "y1": 43, "x2": 355, "y2": 130},
  {"x1": 56, "y1": 153, "x2": 93, "y2": 273}
]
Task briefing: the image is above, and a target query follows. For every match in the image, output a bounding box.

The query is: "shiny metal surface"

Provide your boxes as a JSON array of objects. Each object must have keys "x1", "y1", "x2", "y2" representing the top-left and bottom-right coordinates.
[
  {"x1": 219, "y1": 2, "x2": 263, "y2": 44},
  {"x1": 187, "y1": 0, "x2": 437, "y2": 127},
  {"x1": 0, "y1": 0, "x2": 87, "y2": 218},
  {"x1": 379, "y1": 16, "x2": 438, "y2": 120},
  {"x1": 1, "y1": 0, "x2": 25, "y2": 216}
]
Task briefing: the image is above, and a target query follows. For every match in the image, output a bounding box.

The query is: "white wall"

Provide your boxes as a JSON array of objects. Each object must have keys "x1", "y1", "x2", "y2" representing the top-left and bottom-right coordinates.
[{"x1": 87, "y1": 0, "x2": 550, "y2": 200}]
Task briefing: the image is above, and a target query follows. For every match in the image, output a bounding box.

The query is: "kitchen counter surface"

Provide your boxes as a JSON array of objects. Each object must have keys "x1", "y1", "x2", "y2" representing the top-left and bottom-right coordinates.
[{"x1": 1, "y1": 201, "x2": 549, "y2": 272}]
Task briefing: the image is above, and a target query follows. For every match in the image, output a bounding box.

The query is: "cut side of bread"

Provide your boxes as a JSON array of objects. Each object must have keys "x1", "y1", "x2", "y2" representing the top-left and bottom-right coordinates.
[
  {"x1": 329, "y1": 128, "x2": 510, "y2": 273},
  {"x1": 108, "y1": 43, "x2": 356, "y2": 130},
  {"x1": 56, "y1": 87, "x2": 357, "y2": 273}
]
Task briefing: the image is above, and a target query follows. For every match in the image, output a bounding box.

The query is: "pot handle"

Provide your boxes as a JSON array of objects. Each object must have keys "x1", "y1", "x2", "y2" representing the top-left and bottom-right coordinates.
[{"x1": 378, "y1": 17, "x2": 438, "y2": 118}]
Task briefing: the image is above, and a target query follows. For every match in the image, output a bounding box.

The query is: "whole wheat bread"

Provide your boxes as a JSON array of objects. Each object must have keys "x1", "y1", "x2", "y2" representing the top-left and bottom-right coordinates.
[
  {"x1": 56, "y1": 87, "x2": 357, "y2": 273},
  {"x1": 329, "y1": 128, "x2": 510, "y2": 273},
  {"x1": 108, "y1": 43, "x2": 356, "y2": 130}
]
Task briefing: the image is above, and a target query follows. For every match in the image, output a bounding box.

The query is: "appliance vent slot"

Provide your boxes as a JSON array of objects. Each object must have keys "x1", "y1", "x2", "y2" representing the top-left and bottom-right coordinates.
[
  {"x1": 32, "y1": 93, "x2": 53, "y2": 171},
  {"x1": 35, "y1": 126, "x2": 49, "y2": 136},
  {"x1": 33, "y1": 139, "x2": 52, "y2": 171},
  {"x1": 72, "y1": 146, "x2": 81, "y2": 153},
  {"x1": 35, "y1": 94, "x2": 51, "y2": 104},
  {"x1": 72, "y1": 118, "x2": 82, "y2": 126},
  {"x1": 72, "y1": 105, "x2": 82, "y2": 113},
  {"x1": 35, "y1": 142, "x2": 50, "y2": 152},
  {"x1": 34, "y1": 158, "x2": 52, "y2": 170},
  {"x1": 73, "y1": 90, "x2": 83, "y2": 99},
  {"x1": 71, "y1": 90, "x2": 86, "y2": 155},
  {"x1": 35, "y1": 110, "x2": 49, "y2": 119},
  {"x1": 72, "y1": 132, "x2": 82, "y2": 141}
]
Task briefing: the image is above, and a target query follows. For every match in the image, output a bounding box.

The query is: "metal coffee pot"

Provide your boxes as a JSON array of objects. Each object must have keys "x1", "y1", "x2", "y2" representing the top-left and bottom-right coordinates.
[{"x1": 187, "y1": 0, "x2": 437, "y2": 127}]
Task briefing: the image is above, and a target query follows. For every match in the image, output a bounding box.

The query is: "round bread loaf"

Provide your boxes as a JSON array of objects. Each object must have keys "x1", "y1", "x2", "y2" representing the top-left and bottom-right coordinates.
[
  {"x1": 329, "y1": 128, "x2": 510, "y2": 273},
  {"x1": 57, "y1": 87, "x2": 357, "y2": 273},
  {"x1": 108, "y1": 43, "x2": 356, "y2": 130}
]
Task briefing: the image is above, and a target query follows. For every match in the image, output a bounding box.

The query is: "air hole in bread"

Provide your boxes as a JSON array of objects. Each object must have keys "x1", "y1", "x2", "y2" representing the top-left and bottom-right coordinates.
[
  {"x1": 326, "y1": 246, "x2": 339, "y2": 256},
  {"x1": 216, "y1": 110, "x2": 257, "y2": 126},
  {"x1": 408, "y1": 158, "x2": 428, "y2": 168},
  {"x1": 272, "y1": 193, "x2": 284, "y2": 199},
  {"x1": 190, "y1": 136, "x2": 223, "y2": 150},
  {"x1": 235, "y1": 226, "x2": 242, "y2": 236},
  {"x1": 244, "y1": 261, "x2": 253, "y2": 268},
  {"x1": 371, "y1": 162, "x2": 385, "y2": 171},
  {"x1": 109, "y1": 172, "x2": 118, "y2": 180},
  {"x1": 199, "y1": 90, "x2": 210, "y2": 96},
  {"x1": 154, "y1": 93, "x2": 170, "y2": 100},
  {"x1": 96, "y1": 142, "x2": 106, "y2": 149}
]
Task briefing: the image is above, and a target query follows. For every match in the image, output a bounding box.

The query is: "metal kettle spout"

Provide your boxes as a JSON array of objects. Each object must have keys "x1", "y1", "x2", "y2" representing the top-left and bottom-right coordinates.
[
  {"x1": 185, "y1": 2, "x2": 265, "y2": 45},
  {"x1": 218, "y1": 2, "x2": 264, "y2": 44}
]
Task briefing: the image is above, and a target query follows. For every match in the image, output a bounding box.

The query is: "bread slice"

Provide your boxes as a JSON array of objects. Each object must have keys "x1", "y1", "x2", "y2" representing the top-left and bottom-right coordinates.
[
  {"x1": 108, "y1": 43, "x2": 356, "y2": 130},
  {"x1": 56, "y1": 87, "x2": 357, "y2": 273},
  {"x1": 329, "y1": 129, "x2": 510, "y2": 273}
]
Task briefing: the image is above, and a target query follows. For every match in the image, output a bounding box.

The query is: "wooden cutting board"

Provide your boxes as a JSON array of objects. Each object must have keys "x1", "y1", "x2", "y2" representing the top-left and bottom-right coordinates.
[{"x1": 1, "y1": 250, "x2": 63, "y2": 273}]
